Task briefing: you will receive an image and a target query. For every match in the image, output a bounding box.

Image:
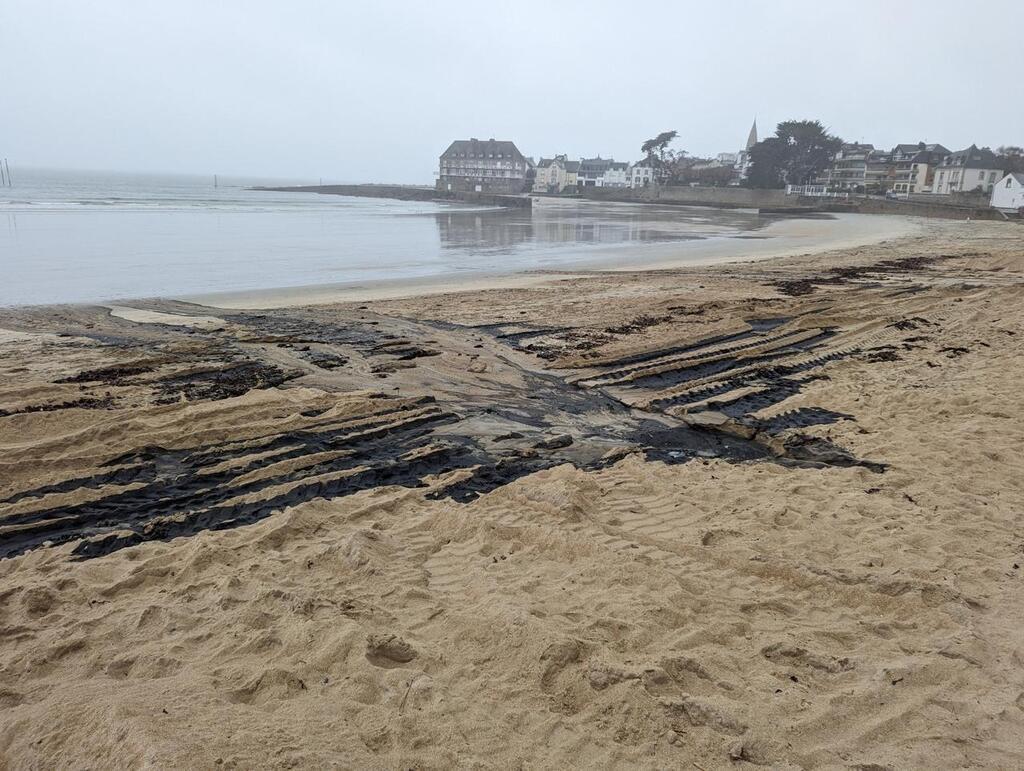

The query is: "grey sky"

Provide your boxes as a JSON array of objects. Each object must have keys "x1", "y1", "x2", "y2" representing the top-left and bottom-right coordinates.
[{"x1": 3, "y1": 0, "x2": 1022, "y2": 183}]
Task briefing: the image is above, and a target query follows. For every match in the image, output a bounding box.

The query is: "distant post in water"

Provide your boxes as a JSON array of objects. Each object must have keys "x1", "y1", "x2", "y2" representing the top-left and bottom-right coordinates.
[{"x1": 4, "y1": 159, "x2": 10, "y2": 187}]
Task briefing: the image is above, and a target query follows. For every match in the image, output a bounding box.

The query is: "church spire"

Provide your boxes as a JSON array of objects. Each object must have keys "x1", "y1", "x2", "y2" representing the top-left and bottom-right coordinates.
[{"x1": 746, "y1": 118, "x2": 758, "y2": 150}]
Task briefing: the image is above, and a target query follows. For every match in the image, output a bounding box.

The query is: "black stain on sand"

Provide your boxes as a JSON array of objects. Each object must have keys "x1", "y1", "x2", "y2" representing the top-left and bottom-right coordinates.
[{"x1": 1, "y1": 310, "x2": 887, "y2": 560}]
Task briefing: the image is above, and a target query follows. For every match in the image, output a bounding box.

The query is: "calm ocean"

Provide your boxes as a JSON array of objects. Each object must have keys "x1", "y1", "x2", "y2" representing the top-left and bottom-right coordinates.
[{"x1": 1, "y1": 168, "x2": 774, "y2": 307}]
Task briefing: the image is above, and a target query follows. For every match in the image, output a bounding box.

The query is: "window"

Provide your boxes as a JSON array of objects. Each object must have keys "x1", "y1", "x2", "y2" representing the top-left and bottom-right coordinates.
[{"x1": 1008, "y1": 178, "x2": 1014, "y2": 187}]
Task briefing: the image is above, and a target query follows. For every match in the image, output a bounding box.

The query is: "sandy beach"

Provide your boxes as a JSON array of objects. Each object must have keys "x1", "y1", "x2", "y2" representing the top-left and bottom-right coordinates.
[{"x1": 1, "y1": 216, "x2": 1023, "y2": 768}]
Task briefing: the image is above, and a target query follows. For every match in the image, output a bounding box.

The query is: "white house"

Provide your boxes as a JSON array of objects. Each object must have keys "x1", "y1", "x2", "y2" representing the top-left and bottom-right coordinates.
[
  {"x1": 577, "y1": 157, "x2": 628, "y2": 187},
  {"x1": 629, "y1": 158, "x2": 656, "y2": 187},
  {"x1": 603, "y1": 161, "x2": 629, "y2": 187},
  {"x1": 931, "y1": 145, "x2": 1004, "y2": 195},
  {"x1": 990, "y1": 172, "x2": 1024, "y2": 212}
]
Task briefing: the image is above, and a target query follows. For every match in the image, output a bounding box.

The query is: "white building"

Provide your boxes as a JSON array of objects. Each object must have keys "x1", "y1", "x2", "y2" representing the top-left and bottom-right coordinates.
[
  {"x1": 603, "y1": 161, "x2": 629, "y2": 187},
  {"x1": 577, "y1": 158, "x2": 629, "y2": 187},
  {"x1": 931, "y1": 145, "x2": 1004, "y2": 195},
  {"x1": 990, "y1": 172, "x2": 1024, "y2": 212},
  {"x1": 628, "y1": 158, "x2": 656, "y2": 187}
]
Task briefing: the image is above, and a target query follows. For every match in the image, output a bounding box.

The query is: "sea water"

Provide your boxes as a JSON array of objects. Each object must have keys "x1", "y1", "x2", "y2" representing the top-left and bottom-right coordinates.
[{"x1": 1, "y1": 167, "x2": 776, "y2": 306}]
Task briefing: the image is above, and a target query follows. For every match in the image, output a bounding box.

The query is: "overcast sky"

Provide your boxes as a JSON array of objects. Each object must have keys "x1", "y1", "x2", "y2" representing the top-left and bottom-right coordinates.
[{"x1": 3, "y1": 0, "x2": 1022, "y2": 183}]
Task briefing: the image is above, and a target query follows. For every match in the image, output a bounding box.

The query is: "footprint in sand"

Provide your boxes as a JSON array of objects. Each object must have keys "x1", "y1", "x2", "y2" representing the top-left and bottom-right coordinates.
[
  {"x1": 20, "y1": 586, "x2": 57, "y2": 617},
  {"x1": 772, "y1": 509, "x2": 799, "y2": 527}
]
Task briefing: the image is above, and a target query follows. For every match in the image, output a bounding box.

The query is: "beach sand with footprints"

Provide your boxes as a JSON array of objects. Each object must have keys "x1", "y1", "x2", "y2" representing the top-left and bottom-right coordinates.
[{"x1": 1, "y1": 218, "x2": 1023, "y2": 768}]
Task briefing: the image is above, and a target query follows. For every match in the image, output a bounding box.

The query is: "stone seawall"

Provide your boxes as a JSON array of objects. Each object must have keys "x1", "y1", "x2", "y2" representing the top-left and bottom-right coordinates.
[
  {"x1": 253, "y1": 184, "x2": 531, "y2": 209},
  {"x1": 852, "y1": 198, "x2": 1004, "y2": 220},
  {"x1": 578, "y1": 185, "x2": 791, "y2": 209},
  {"x1": 578, "y1": 185, "x2": 1008, "y2": 219}
]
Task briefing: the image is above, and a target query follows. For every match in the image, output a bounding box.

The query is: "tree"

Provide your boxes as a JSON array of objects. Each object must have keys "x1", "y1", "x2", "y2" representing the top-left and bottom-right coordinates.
[
  {"x1": 745, "y1": 120, "x2": 843, "y2": 188},
  {"x1": 996, "y1": 146, "x2": 1024, "y2": 174},
  {"x1": 641, "y1": 130, "x2": 678, "y2": 162},
  {"x1": 640, "y1": 131, "x2": 681, "y2": 183},
  {"x1": 745, "y1": 137, "x2": 789, "y2": 189},
  {"x1": 522, "y1": 165, "x2": 536, "y2": 194},
  {"x1": 776, "y1": 120, "x2": 843, "y2": 185}
]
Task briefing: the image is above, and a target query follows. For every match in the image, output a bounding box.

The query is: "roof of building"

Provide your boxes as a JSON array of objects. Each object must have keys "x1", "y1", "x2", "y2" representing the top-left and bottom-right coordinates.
[
  {"x1": 440, "y1": 138, "x2": 525, "y2": 161},
  {"x1": 746, "y1": 119, "x2": 758, "y2": 150},
  {"x1": 609, "y1": 161, "x2": 628, "y2": 171},
  {"x1": 893, "y1": 142, "x2": 949, "y2": 158},
  {"x1": 908, "y1": 149, "x2": 945, "y2": 164},
  {"x1": 537, "y1": 155, "x2": 574, "y2": 170},
  {"x1": 938, "y1": 145, "x2": 1002, "y2": 169},
  {"x1": 579, "y1": 157, "x2": 614, "y2": 174}
]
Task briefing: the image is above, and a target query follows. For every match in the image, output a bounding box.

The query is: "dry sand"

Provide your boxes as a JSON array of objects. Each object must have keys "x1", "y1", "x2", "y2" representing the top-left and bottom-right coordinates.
[{"x1": 1, "y1": 218, "x2": 1023, "y2": 768}]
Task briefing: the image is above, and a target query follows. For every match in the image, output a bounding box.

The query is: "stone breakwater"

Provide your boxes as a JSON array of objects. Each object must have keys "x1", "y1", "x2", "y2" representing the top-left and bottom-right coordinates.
[{"x1": 253, "y1": 183, "x2": 532, "y2": 209}]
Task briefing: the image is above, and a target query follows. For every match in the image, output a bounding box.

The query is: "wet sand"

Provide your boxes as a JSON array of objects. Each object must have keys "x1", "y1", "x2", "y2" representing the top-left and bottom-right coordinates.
[
  {"x1": 1, "y1": 218, "x2": 1023, "y2": 768},
  {"x1": 184, "y1": 212, "x2": 921, "y2": 309}
]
